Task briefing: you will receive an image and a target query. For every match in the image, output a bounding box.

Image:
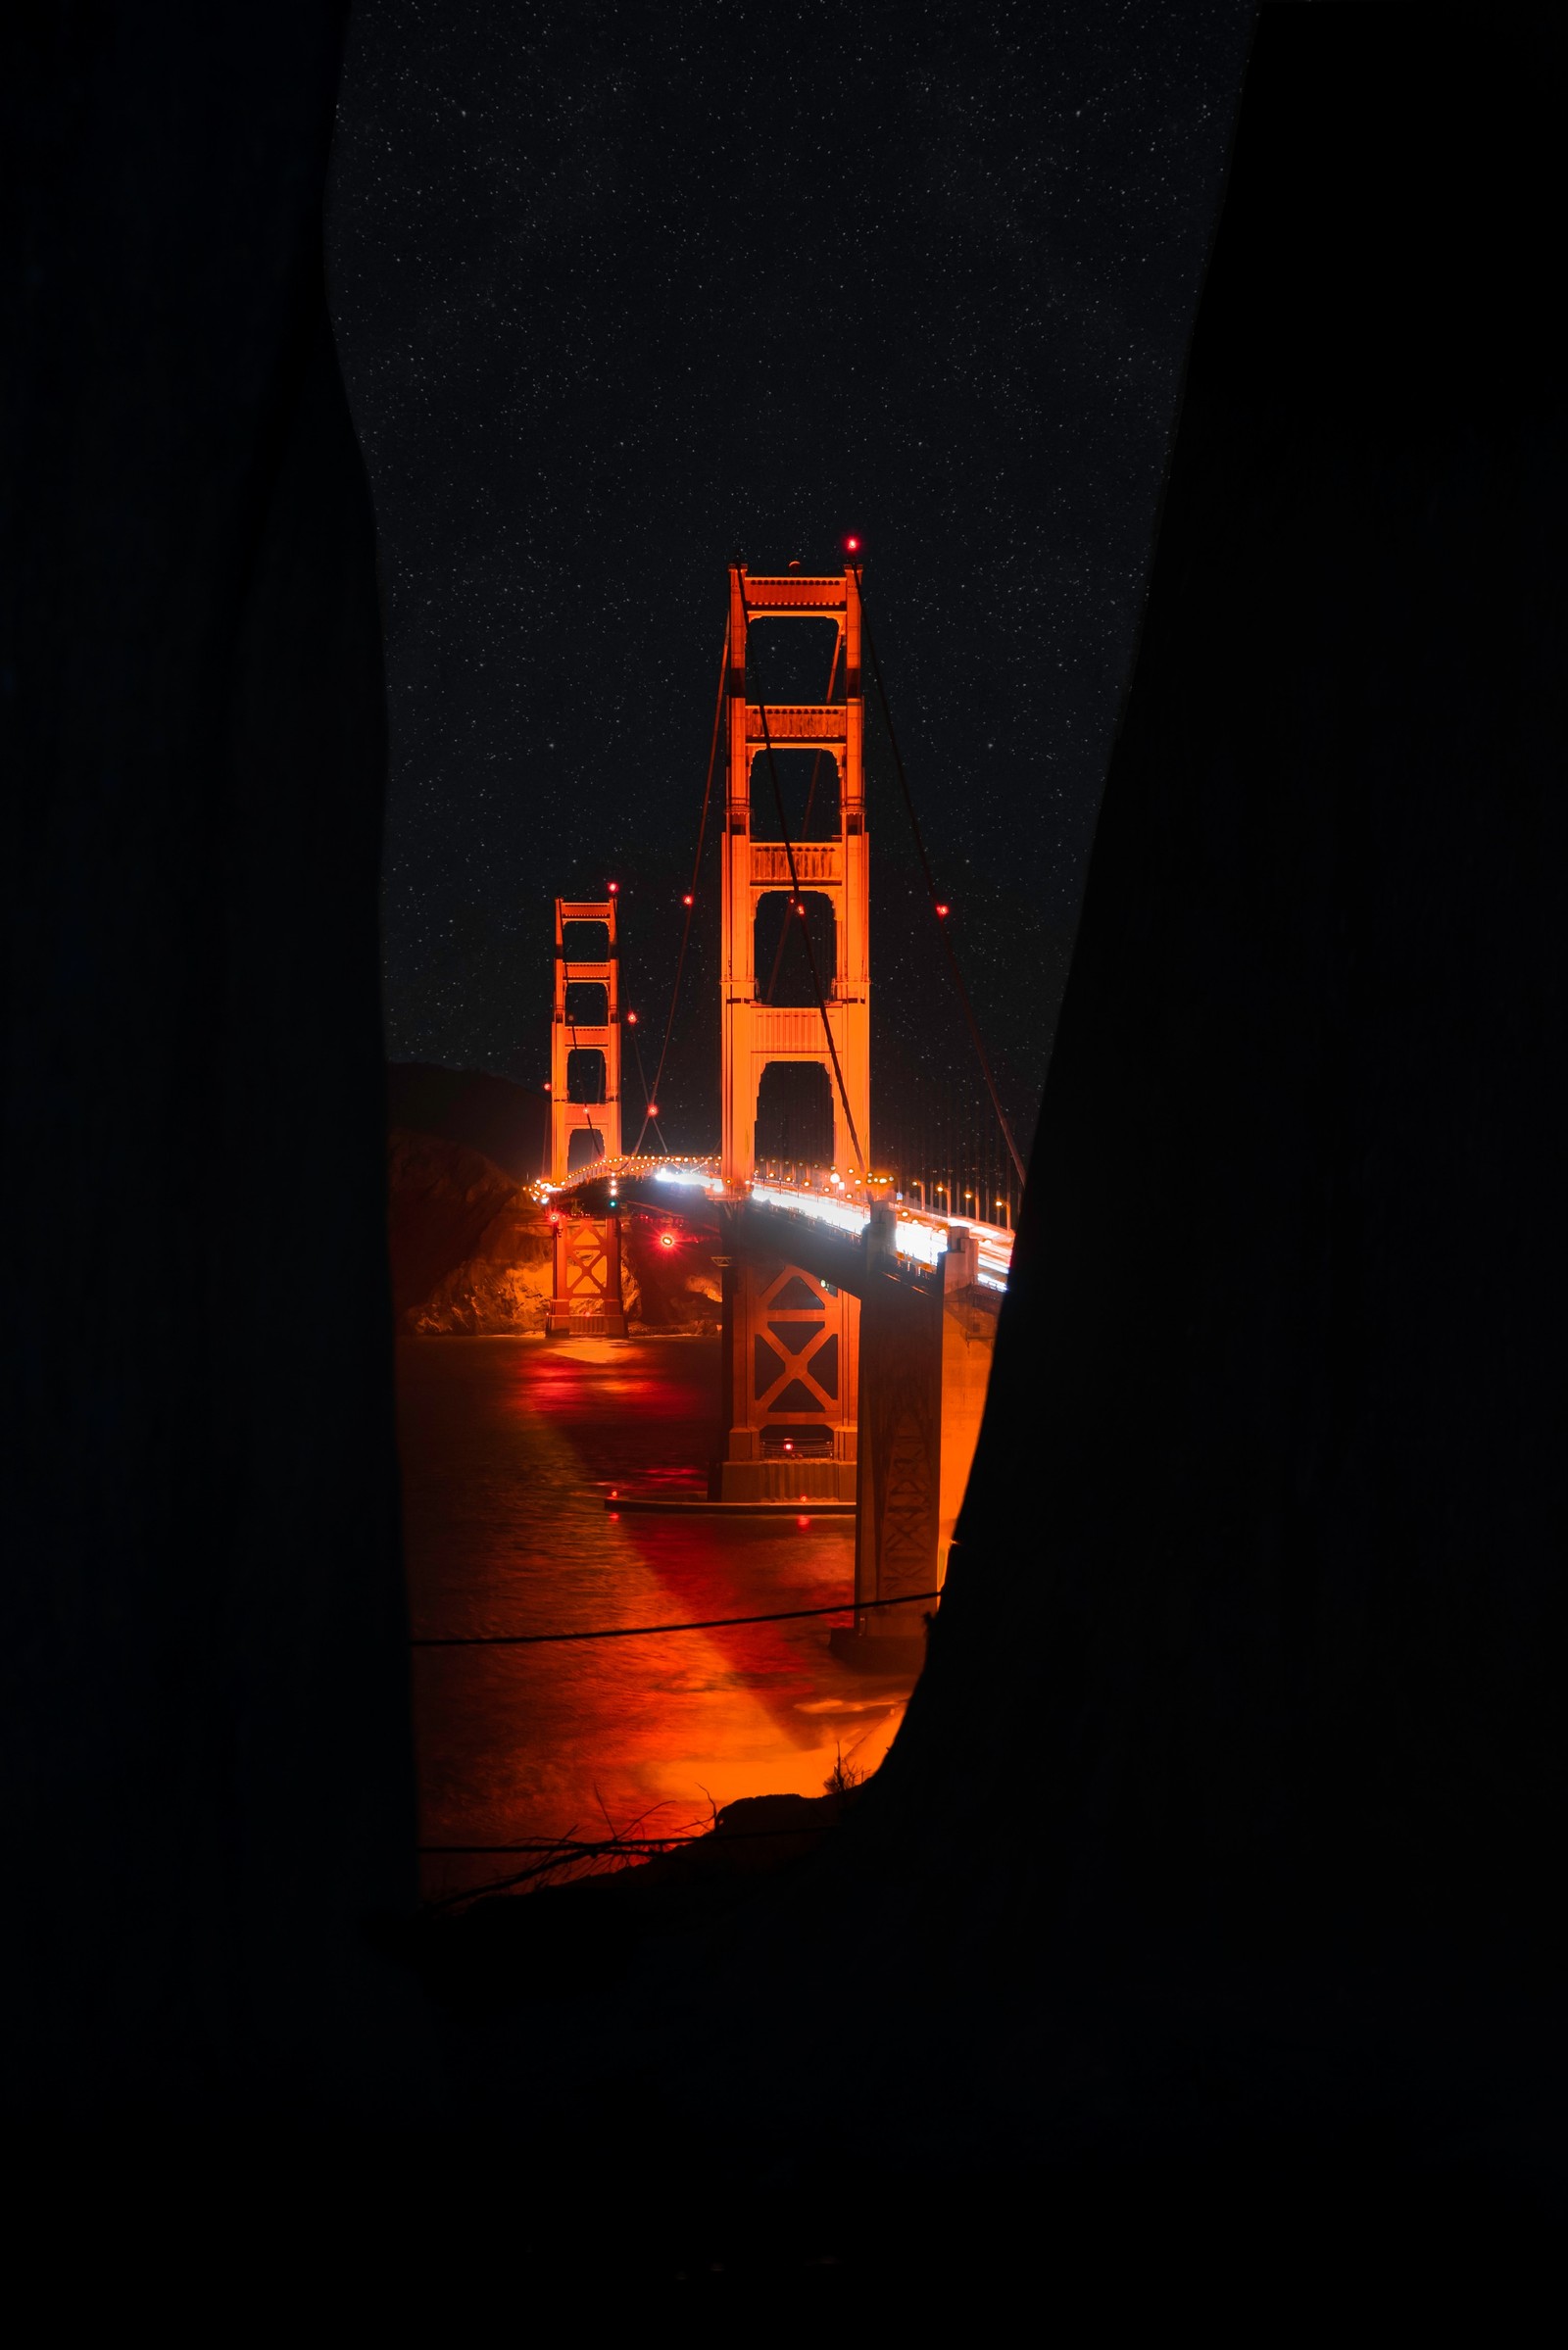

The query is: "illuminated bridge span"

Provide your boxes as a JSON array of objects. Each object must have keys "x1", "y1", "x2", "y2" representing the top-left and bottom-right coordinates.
[{"x1": 540, "y1": 562, "x2": 1022, "y2": 1663}]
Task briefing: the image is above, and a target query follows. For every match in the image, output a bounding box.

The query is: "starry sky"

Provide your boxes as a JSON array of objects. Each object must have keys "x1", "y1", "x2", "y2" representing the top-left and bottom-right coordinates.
[{"x1": 329, "y1": 0, "x2": 1254, "y2": 1188}]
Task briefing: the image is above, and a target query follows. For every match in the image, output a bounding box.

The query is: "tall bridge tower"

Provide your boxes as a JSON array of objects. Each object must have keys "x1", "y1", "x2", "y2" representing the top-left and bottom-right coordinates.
[
  {"x1": 548, "y1": 895, "x2": 626, "y2": 1337},
  {"x1": 714, "y1": 563, "x2": 868, "y2": 1501},
  {"x1": 550, "y1": 895, "x2": 621, "y2": 1180}
]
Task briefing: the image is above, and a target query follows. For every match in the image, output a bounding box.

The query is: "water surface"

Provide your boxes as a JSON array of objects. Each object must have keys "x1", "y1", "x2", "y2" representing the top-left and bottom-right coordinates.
[{"x1": 399, "y1": 1334, "x2": 915, "y2": 1898}]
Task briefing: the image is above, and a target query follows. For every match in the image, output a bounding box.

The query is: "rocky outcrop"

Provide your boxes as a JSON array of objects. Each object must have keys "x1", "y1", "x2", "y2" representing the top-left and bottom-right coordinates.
[{"x1": 388, "y1": 1129, "x2": 555, "y2": 1333}]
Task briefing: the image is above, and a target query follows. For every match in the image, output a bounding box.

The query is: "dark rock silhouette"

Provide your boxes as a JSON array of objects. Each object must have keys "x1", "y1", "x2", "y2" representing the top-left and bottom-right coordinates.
[
  {"x1": 885, "y1": 2, "x2": 1566, "y2": 1962},
  {"x1": 2, "y1": 6, "x2": 429, "y2": 2117},
  {"x1": 387, "y1": 1128, "x2": 553, "y2": 1329},
  {"x1": 386, "y1": 1061, "x2": 549, "y2": 1184}
]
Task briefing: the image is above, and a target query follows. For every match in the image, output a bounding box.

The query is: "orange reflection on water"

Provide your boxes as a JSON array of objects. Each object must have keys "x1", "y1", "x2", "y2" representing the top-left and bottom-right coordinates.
[{"x1": 398, "y1": 1334, "x2": 917, "y2": 1900}]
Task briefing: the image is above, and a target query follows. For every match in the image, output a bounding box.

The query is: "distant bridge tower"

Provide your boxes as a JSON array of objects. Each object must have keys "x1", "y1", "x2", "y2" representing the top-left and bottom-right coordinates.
[
  {"x1": 551, "y1": 895, "x2": 621, "y2": 1180},
  {"x1": 548, "y1": 895, "x2": 626, "y2": 1338},
  {"x1": 715, "y1": 563, "x2": 869, "y2": 1500}
]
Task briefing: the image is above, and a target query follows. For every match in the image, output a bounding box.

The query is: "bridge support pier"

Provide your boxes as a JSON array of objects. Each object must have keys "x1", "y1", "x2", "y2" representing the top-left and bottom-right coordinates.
[
  {"x1": 711, "y1": 1250, "x2": 858, "y2": 1501},
  {"x1": 548, "y1": 1209, "x2": 628, "y2": 1339},
  {"x1": 834, "y1": 1218, "x2": 995, "y2": 1668}
]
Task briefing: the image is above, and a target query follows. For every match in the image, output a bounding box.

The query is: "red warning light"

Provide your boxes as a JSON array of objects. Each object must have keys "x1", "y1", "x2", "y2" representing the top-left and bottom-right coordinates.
[
  {"x1": 682, "y1": 892, "x2": 694, "y2": 906},
  {"x1": 797, "y1": 1515, "x2": 810, "y2": 1528},
  {"x1": 647, "y1": 1102, "x2": 660, "y2": 1117},
  {"x1": 608, "y1": 881, "x2": 619, "y2": 894},
  {"x1": 935, "y1": 902, "x2": 951, "y2": 918},
  {"x1": 845, "y1": 536, "x2": 860, "y2": 552},
  {"x1": 626, "y1": 1010, "x2": 638, "y2": 1025},
  {"x1": 658, "y1": 1230, "x2": 676, "y2": 1250},
  {"x1": 543, "y1": 1080, "x2": 552, "y2": 1092}
]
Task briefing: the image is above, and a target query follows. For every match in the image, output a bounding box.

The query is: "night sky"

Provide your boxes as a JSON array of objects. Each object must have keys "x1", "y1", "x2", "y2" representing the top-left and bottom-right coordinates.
[{"x1": 329, "y1": 0, "x2": 1253, "y2": 1184}]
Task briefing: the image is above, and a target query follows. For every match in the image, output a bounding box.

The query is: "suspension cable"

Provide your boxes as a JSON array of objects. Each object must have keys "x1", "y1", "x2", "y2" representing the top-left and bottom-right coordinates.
[
  {"x1": 852, "y1": 565, "x2": 1027, "y2": 1189},
  {"x1": 761, "y1": 629, "x2": 842, "y2": 1006},
  {"x1": 632, "y1": 620, "x2": 729, "y2": 1157},
  {"x1": 738, "y1": 573, "x2": 871, "y2": 1201}
]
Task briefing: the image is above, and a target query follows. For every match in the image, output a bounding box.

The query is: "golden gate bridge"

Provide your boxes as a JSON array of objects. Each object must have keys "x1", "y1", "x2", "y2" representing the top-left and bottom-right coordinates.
[{"x1": 538, "y1": 561, "x2": 1021, "y2": 1667}]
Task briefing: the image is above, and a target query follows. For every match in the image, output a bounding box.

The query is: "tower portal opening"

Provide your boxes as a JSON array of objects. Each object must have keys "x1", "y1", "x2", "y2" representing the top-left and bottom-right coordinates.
[
  {"x1": 566, "y1": 1047, "x2": 607, "y2": 1103},
  {"x1": 565, "y1": 1125, "x2": 607, "y2": 1175},
  {"x1": 749, "y1": 748, "x2": 840, "y2": 841},
  {"x1": 753, "y1": 890, "x2": 837, "y2": 1007},
  {"x1": 742, "y1": 614, "x2": 841, "y2": 709},
  {"x1": 561, "y1": 919, "x2": 610, "y2": 962},
  {"x1": 564, "y1": 980, "x2": 609, "y2": 1025},
  {"x1": 755, "y1": 1059, "x2": 835, "y2": 1168}
]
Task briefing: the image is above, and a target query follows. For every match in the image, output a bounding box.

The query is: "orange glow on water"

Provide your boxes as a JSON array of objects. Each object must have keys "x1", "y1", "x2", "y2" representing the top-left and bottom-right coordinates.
[{"x1": 399, "y1": 1335, "x2": 917, "y2": 1901}]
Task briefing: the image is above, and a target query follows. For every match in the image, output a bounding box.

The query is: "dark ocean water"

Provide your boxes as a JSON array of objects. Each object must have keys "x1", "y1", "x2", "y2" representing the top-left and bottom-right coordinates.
[{"x1": 398, "y1": 1334, "x2": 913, "y2": 1898}]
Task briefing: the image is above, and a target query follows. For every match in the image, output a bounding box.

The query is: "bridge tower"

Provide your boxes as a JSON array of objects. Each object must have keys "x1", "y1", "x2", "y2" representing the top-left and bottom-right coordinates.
[
  {"x1": 548, "y1": 895, "x2": 626, "y2": 1338},
  {"x1": 714, "y1": 563, "x2": 869, "y2": 1501}
]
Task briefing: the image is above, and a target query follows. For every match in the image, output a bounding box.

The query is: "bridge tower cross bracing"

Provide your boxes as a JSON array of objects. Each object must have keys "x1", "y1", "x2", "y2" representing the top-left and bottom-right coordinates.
[
  {"x1": 720, "y1": 563, "x2": 869, "y2": 1183},
  {"x1": 713, "y1": 563, "x2": 868, "y2": 1502}
]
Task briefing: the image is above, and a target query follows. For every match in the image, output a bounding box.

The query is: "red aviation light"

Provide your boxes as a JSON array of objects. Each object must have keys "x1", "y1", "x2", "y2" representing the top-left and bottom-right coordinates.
[
  {"x1": 646, "y1": 1101, "x2": 660, "y2": 1117},
  {"x1": 626, "y1": 1010, "x2": 638, "y2": 1025},
  {"x1": 935, "y1": 902, "x2": 951, "y2": 918},
  {"x1": 658, "y1": 1229, "x2": 677, "y2": 1250},
  {"x1": 845, "y1": 536, "x2": 860, "y2": 553},
  {"x1": 682, "y1": 892, "x2": 694, "y2": 906},
  {"x1": 608, "y1": 880, "x2": 619, "y2": 894}
]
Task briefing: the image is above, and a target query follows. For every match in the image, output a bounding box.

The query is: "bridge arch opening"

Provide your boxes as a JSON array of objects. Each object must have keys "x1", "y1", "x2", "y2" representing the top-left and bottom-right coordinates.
[
  {"x1": 749, "y1": 748, "x2": 840, "y2": 842},
  {"x1": 754, "y1": 1059, "x2": 835, "y2": 1170},
  {"x1": 743, "y1": 614, "x2": 841, "y2": 710},
  {"x1": 566, "y1": 1047, "x2": 607, "y2": 1103},
  {"x1": 564, "y1": 979, "x2": 609, "y2": 1025},
  {"x1": 754, "y1": 890, "x2": 836, "y2": 1007},
  {"x1": 562, "y1": 918, "x2": 610, "y2": 962},
  {"x1": 564, "y1": 1125, "x2": 606, "y2": 1176}
]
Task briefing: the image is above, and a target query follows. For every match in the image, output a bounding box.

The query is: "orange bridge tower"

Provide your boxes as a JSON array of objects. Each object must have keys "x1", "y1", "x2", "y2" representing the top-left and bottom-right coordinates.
[
  {"x1": 548, "y1": 895, "x2": 627, "y2": 1337},
  {"x1": 714, "y1": 563, "x2": 869, "y2": 1500}
]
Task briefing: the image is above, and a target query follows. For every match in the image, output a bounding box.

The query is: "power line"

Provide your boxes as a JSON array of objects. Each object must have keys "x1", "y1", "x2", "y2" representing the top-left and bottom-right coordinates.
[{"x1": 411, "y1": 1586, "x2": 942, "y2": 1647}]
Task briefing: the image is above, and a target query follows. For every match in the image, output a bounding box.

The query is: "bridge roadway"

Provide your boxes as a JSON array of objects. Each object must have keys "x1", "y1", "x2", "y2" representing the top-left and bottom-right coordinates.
[
  {"x1": 551, "y1": 1156, "x2": 1013, "y2": 1290},
  {"x1": 548, "y1": 1157, "x2": 1011, "y2": 1661}
]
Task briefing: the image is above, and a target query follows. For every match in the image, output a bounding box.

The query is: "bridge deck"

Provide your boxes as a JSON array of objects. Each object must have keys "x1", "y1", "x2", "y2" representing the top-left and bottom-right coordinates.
[{"x1": 544, "y1": 1156, "x2": 1014, "y2": 1297}]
